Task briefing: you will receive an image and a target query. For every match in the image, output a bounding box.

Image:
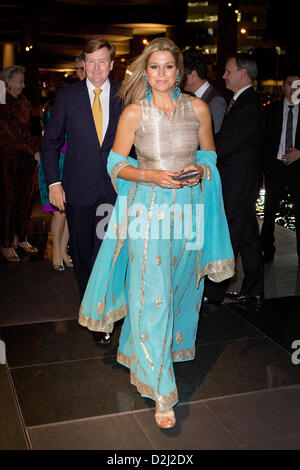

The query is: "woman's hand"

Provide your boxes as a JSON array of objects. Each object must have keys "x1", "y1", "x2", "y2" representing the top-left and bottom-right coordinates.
[
  {"x1": 147, "y1": 169, "x2": 183, "y2": 189},
  {"x1": 180, "y1": 165, "x2": 204, "y2": 186}
]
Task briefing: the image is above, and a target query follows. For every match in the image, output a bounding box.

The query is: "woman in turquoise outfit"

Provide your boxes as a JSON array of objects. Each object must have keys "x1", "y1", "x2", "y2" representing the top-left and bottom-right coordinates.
[
  {"x1": 39, "y1": 97, "x2": 73, "y2": 271},
  {"x1": 79, "y1": 38, "x2": 234, "y2": 429}
]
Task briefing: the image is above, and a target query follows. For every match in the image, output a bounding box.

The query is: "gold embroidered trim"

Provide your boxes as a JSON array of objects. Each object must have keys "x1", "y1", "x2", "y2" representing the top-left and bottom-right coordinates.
[
  {"x1": 156, "y1": 297, "x2": 162, "y2": 307},
  {"x1": 197, "y1": 258, "x2": 235, "y2": 285},
  {"x1": 110, "y1": 161, "x2": 133, "y2": 193},
  {"x1": 117, "y1": 352, "x2": 178, "y2": 410},
  {"x1": 156, "y1": 255, "x2": 161, "y2": 266},
  {"x1": 172, "y1": 348, "x2": 195, "y2": 362},
  {"x1": 156, "y1": 388, "x2": 178, "y2": 411},
  {"x1": 175, "y1": 260, "x2": 197, "y2": 317},
  {"x1": 157, "y1": 188, "x2": 176, "y2": 399},
  {"x1": 138, "y1": 186, "x2": 156, "y2": 370},
  {"x1": 117, "y1": 350, "x2": 130, "y2": 368},
  {"x1": 79, "y1": 304, "x2": 128, "y2": 333},
  {"x1": 174, "y1": 187, "x2": 193, "y2": 272}
]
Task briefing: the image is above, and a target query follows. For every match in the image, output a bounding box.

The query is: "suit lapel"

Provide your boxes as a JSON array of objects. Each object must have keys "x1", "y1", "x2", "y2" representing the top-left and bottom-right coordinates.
[
  {"x1": 76, "y1": 79, "x2": 99, "y2": 145},
  {"x1": 201, "y1": 85, "x2": 212, "y2": 104},
  {"x1": 102, "y1": 81, "x2": 118, "y2": 148}
]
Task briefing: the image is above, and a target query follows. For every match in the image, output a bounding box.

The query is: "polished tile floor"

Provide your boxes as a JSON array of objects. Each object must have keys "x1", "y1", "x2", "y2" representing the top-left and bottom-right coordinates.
[{"x1": 0, "y1": 201, "x2": 300, "y2": 451}]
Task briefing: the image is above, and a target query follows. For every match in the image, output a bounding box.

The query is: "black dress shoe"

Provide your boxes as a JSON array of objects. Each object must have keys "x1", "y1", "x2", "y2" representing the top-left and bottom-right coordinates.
[
  {"x1": 93, "y1": 332, "x2": 111, "y2": 346},
  {"x1": 203, "y1": 296, "x2": 222, "y2": 306},
  {"x1": 225, "y1": 291, "x2": 264, "y2": 304}
]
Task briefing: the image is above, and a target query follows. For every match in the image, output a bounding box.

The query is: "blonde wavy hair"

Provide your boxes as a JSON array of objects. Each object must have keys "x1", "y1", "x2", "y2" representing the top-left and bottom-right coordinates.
[{"x1": 119, "y1": 37, "x2": 184, "y2": 106}]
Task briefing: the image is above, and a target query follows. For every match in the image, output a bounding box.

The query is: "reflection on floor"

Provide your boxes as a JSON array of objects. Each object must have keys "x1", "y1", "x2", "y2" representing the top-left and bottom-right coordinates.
[{"x1": 0, "y1": 200, "x2": 300, "y2": 450}]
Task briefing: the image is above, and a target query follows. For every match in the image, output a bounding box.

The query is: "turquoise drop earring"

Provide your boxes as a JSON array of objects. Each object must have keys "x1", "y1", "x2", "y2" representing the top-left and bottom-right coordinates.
[
  {"x1": 145, "y1": 76, "x2": 152, "y2": 102},
  {"x1": 171, "y1": 75, "x2": 181, "y2": 101}
]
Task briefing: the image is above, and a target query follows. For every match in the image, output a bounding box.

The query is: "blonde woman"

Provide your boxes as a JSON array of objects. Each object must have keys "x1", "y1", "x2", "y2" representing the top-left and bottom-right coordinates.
[{"x1": 79, "y1": 38, "x2": 234, "y2": 429}]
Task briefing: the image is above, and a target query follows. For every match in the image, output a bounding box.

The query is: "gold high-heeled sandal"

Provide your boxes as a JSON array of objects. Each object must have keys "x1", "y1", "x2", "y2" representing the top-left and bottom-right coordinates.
[
  {"x1": 155, "y1": 406, "x2": 176, "y2": 429},
  {"x1": 62, "y1": 256, "x2": 74, "y2": 267}
]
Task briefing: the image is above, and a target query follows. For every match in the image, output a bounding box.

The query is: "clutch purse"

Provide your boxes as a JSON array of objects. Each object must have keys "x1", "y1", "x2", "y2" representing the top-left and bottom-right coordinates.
[{"x1": 172, "y1": 170, "x2": 201, "y2": 182}]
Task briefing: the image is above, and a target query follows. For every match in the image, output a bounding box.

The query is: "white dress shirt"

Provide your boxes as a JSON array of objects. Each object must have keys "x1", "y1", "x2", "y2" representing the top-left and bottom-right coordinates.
[
  {"x1": 86, "y1": 76, "x2": 110, "y2": 140},
  {"x1": 277, "y1": 98, "x2": 299, "y2": 160},
  {"x1": 195, "y1": 80, "x2": 210, "y2": 99}
]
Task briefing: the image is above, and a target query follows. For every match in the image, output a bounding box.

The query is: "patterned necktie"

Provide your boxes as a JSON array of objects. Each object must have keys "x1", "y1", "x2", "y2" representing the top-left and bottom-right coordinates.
[
  {"x1": 226, "y1": 98, "x2": 235, "y2": 115},
  {"x1": 285, "y1": 105, "x2": 294, "y2": 153},
  {"x1": 92, "y1": 88, "x2": 103, "y2": 145}
]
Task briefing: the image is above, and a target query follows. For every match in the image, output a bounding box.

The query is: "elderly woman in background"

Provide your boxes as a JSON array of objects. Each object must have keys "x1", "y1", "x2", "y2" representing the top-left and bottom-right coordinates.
[{"x1": 0, "y1": 65, "x2": 40, "y2": 262}]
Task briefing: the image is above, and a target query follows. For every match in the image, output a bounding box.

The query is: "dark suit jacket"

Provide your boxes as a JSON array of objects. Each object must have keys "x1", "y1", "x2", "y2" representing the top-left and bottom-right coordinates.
[
  {"x1": 41, "y1": 79, "x2": 123, "y2": 206},
  {"x1": 215, "y1": 86, "x2": 265, "y2": 203},
  {"x1": 263, "y1": 99, "x2": 300, "y2": 176},
  {"x1": 201, "y1": 84, "x2": 227, "y2": 135}
]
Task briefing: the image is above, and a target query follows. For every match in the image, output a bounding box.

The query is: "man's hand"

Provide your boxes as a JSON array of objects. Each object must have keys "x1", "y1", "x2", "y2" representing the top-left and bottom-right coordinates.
[
  {"x1": 49, "y1": 184, "x2": 66, "y2": 211},
  {"x1": 282, "y1": 148, "x2": 300, "y2": 165}
]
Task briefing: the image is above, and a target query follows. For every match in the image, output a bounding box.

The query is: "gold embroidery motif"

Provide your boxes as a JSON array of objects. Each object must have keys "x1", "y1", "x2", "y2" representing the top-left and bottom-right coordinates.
[
  {"x1": 172, "y1": 256, "x2": 177, "y2": 266},
  {"x1": 130, "y1": 251, "x2": 134, "y2": 262},
  {"x1": 157, "y1": 210, "x2": 164, "y2": 220},
  {"x1": 195, "y1": 302, "x2": 199, "y2": 312},
  {"x1": 142, "y1": 332, "x2": 148, "y2": 341},
  {"x1": 175, "y1": 307, "x2": 181, "y2": 317},
  {"x1": 97, "y1": 302, "x2": 104, "y2": 315},
  {"x1": 156, "y1": 255, "x2": 161, "y2": 266},
  {"x1": 179, "y1": 212, "x2": 184, "y2": 221},
  {"x1": 176, "y1": 332, "x2": 183, "y2": 344},
  {"x1": 156, "y1": 297, "x2": 162, "y2": 308},
  {"x1": 169, "y1": 367, "x2": 173, "y2": 379},
  {"x1": 136, "y1": 208, "x2": 142, "y2": 217},
  {"x1": 132, "y1": 352, "x2": 136, "y2": 363}
]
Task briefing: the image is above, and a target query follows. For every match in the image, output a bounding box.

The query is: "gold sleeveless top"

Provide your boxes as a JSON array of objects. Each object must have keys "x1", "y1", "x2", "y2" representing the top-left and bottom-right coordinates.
[{"x1": 134, "y1": 93, "x2": 200, "y2": 172}]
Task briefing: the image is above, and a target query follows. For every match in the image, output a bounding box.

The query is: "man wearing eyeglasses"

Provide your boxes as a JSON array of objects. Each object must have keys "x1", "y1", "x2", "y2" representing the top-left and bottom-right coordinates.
[{"x1": 74, "y1": 55, "x2": 86, "y2": 81}]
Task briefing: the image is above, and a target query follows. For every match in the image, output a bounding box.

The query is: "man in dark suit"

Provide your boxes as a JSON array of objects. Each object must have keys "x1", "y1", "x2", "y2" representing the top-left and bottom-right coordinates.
[
  {"x1": 183, "y1": 48, "x2": 227, "y2": 134},
  {"x1": 41, "y1": 39, "x2": 123, "y2": 343},
  {"x1": 261, "y1": 74, "x2": 300, "y2": 264},
  {"x1": 204, "y1": 53, "x2": 265, "y2": 305}
]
